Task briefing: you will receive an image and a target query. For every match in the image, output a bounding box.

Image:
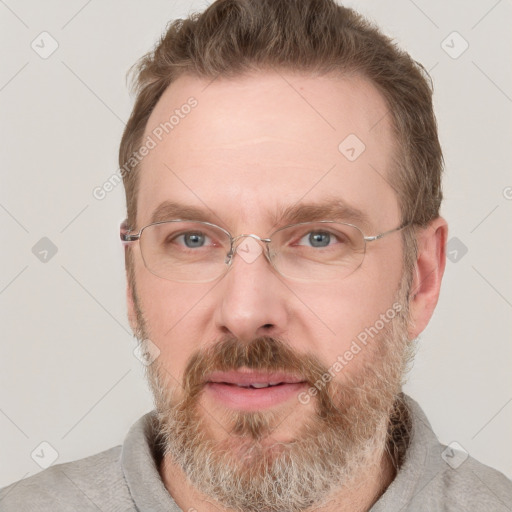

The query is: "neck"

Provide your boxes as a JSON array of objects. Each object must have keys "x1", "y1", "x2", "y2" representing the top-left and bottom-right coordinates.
[{"x1": 159, "y1": 441, "x2": 396, "y2": 512}]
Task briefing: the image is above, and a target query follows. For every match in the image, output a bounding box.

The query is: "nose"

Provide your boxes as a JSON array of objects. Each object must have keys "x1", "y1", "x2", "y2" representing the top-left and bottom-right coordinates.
[{"x1": 214, "y1": 235, "x2": 290, "y2": 343}]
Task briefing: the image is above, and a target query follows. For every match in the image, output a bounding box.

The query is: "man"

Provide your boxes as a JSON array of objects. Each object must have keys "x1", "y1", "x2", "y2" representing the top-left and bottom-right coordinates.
[{"x1": 1, "y1": 0, "x2": 511, "y2": 510}]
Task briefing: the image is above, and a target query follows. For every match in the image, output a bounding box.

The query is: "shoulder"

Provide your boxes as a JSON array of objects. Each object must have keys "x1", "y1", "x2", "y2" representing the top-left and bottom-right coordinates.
[
  {"x1": 0, "y1": 445, "x2": 135, "y2": 512},
  {"x1": 377, "y1": 395, "x2": 512, "y2": 511},
  {"x1": 425, "y1": 453, "x2": 512, "y2": 511},
  {"x1": 408, "y1": 396, "x2": 512, "y2": 510}
]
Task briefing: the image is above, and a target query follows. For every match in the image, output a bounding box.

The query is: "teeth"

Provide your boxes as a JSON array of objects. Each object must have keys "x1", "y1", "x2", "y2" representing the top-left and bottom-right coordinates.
[{"x1": 230, "y1": 382, "x2": 284, "y2": 388}]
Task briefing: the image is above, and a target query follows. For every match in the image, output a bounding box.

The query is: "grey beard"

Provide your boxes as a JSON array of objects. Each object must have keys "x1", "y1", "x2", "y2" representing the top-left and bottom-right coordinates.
[{"x1": 148, "y1": 314, "x2": 411, "y2": 511}]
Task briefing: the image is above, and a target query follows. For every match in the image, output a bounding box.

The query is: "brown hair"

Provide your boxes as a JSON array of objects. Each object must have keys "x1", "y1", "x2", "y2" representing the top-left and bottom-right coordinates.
[{"x1": 120, "y1": 0, "x2": 443, "y2": 280}]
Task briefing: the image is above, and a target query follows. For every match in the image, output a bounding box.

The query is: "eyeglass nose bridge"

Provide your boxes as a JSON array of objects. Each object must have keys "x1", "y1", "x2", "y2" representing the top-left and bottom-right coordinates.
[{"x1": 225, "y1": 233, "x2": 272, "y2": 265}]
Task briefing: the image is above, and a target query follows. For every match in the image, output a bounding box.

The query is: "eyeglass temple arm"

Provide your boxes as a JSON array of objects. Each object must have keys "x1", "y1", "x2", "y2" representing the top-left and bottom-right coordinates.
[
  {"x1": 363, "y1": 221, "x2": 411, "y2": 242},
  {"x1": 120, "y1": 220, "x2": 140, "y2": 243}
]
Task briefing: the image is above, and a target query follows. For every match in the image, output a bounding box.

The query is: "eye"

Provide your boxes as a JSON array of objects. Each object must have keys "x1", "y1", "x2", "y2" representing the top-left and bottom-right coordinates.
[
  {"x1": 298, "y1": 230, "x2": 339, "y2": 248},
  {"x1": 174, "y1": 231, "x2": 212, "y2": 248}
]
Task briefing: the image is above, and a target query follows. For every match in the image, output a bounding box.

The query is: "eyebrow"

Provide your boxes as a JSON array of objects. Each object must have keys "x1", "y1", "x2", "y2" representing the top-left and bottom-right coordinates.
[
  {"x1": 148, "y1": 199, "x2": 371, "y2": 232},
  {"x1": 272, "y1": 199, "x2": 371, "y2": 230},
  {"x1": 150, "y1": 201, "x2": 217, "y2": 225}
]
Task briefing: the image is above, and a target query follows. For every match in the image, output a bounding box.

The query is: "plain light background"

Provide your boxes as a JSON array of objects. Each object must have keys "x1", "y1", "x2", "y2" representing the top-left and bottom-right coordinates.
[{"x1": 1, "y1": 0, "x2": 511, "y2": 489}]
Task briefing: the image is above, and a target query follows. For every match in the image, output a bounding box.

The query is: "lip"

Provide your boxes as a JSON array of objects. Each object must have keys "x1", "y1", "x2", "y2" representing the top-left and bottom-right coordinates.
[
  {"x1": 204, "y1": 369, "x2": 307, "y2": 411},
  {"x1": 206, "y1": 369, "x2": 304, "y2": 386}
]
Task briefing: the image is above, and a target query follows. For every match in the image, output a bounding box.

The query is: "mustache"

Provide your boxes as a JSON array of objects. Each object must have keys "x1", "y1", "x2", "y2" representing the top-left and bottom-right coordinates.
[{"x1": 182, "y1": 336, "x2": 330, "y2": 400}]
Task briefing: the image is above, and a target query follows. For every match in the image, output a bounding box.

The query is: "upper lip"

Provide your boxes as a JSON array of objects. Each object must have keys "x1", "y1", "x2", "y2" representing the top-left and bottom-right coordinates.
[{"x1": 205, "y1": 369, "x2": 305, "y2": 386}]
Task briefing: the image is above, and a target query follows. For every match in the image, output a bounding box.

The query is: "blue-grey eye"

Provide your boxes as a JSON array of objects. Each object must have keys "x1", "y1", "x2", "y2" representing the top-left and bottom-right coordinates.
[
  {"x1": 307, "y1": 231, "x2": 331, "y2": 247},
  {"x1": 183, "y1": 232, "x2": 206, "y2": 248}
]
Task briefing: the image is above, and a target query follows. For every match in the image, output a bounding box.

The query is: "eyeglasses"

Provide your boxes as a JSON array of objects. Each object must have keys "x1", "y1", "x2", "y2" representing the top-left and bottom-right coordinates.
[{"x1": 120, "y1": 219, "x2": 410, "y2": 283}]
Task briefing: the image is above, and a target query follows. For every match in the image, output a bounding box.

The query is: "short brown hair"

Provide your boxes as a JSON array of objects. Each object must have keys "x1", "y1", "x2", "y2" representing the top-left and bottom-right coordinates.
[{"x1": 120, "y1": 0, "x2": 443, "y2": 272}]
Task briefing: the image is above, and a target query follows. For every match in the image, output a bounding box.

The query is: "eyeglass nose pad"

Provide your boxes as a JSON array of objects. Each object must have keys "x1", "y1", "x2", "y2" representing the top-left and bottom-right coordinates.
[
  {"x1": 225, "y1": 234, "x2": 271, "y2": 266},
  {"x1": 225, "y1": 247, "x2": 234, "y2": 265}
]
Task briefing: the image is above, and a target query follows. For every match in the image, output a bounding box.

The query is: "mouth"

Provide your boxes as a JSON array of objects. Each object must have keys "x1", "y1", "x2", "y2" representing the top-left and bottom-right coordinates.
[{"x1": 204, "y1": 369, "x2": 308, "y2": 411}]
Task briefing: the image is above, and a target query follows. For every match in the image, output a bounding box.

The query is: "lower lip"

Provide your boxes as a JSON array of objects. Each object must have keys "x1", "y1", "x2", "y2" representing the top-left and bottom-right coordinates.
[{"x1": 205, "y1": 382, "x2": 307, "y2": 411}]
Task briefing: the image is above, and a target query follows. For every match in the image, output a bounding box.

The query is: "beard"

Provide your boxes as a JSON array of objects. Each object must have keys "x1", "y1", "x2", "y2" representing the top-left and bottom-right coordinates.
[{"x1": 130, "y1": 269, "x2": 414, "y2": 512}]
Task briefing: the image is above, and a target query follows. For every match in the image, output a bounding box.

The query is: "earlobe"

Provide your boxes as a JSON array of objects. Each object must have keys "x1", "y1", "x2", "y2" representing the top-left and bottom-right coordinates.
[{"x1": 408, "y1": 217, "x2": 448, "y2": 340}]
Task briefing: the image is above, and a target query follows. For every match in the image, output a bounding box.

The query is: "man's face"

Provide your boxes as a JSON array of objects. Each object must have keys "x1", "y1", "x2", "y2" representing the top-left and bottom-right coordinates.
[{"x1": 128, "y1": 71, "x2": 413, "y2": 510}]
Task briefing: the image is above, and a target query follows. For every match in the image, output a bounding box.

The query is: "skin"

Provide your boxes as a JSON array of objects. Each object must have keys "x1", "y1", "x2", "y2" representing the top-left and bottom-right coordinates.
[{"x1": 126, "y1": 70, "x2": 447, "y2": 511}]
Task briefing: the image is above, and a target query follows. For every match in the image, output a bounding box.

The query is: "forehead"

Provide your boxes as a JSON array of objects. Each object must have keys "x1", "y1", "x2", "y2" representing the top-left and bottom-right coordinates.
[{"x1": 136, "y1": 71, "x2": 400, "y2": 232}]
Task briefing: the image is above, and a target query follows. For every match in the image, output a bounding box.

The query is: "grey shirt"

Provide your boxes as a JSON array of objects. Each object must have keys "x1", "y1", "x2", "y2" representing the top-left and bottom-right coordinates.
[{"x1": 1, "y1": 395, "x2": 511, "y2": 511}]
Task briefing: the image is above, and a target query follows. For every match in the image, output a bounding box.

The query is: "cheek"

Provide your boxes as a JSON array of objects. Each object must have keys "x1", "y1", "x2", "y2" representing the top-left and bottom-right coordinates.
[
  {"x1": 292, "y1": 267, "x2": 402, "y2": 367},
  {"x1": 134, "y1": 263, "x2": 213, "y2": 381}
]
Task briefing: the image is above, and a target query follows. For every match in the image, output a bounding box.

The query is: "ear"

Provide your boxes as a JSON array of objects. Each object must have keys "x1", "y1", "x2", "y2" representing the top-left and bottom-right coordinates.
[{"x1": 408, "y1": 216, "x2": 448, "y2": 340}]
